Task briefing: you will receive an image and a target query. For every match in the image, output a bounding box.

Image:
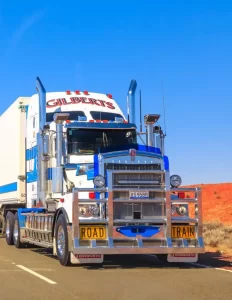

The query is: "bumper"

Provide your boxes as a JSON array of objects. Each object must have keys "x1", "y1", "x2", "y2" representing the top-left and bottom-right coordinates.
[{"x1": 71, "y1": 237, "x2": 205, "y2": 255}]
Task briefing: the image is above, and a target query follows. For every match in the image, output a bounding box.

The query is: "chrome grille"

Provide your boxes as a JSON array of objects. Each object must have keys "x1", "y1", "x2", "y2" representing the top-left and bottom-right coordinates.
[
  {"x1": 113, "y1": 203, "x2": 166, "y2": 220},
  {"x1": 105, "y1": 163, "x2": 161, "y2": 171},
  {"x1": 106, "y1": 163, "x2": 163, "y2": 188},
  {"x1": 105, "y1": 163, "x2": 165, "y2": 222},
  {"x1": 113, "y1": 173, "x2": 162, "y2": 188}
]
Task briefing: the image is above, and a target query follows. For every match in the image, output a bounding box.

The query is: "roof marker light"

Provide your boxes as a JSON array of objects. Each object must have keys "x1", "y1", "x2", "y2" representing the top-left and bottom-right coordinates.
[
  {"x1": 66, "y1": 120, "x2": 71, "y2": 124},
  {"x1": 107, "y1": 94, "x2": 113, "y2": 99},
  {"x1": 102, "y1": 120, "x2": 108, "y2": 123},
  {"x1": 75, "y1": 90, "x2": 80, "y2": 95},
  {"x1": 66, "y1": 91, "x2": 72, "y2": 95},
  {"x1": 89, "y1": 120, "x2": 94, "y2": 122},
  {"x1": 96, "y1": 120, "x2": 101, "y2": 123},
  {"x1": 83, "y1": 91, "x2": 89, "y2": 95}
]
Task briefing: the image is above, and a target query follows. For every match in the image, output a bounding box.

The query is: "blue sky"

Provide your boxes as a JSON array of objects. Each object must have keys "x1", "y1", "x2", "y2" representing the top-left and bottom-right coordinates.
[{"x1": 0, "y1": 1, "x2": 232, "y2": 185}]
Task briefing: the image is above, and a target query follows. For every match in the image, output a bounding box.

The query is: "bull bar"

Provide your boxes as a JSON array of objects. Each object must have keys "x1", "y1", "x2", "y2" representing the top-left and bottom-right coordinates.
[{"x1": 71, "y1": 176, "x2": 205, "y2": 255}]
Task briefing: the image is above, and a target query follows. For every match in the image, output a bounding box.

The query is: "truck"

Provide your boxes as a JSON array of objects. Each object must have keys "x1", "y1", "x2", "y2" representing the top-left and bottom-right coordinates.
[{"x1": 0, "y1": 77, "x2": 205, "y2": 266}]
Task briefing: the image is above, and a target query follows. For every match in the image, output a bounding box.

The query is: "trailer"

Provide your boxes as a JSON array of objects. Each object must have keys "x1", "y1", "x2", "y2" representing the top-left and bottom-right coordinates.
[{"x1": 0, "y1": 78, "x2": 205, "y2": 265}]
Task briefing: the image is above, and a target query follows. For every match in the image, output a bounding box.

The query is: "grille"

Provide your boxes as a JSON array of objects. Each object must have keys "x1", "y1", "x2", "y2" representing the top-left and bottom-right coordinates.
[
  {"x1": 113, "y1": 203, "x2": 166, "y2": 220},
  {"x1": 105, "y1": 162, "x2": 165, "y2": 222},
  {"x1": 105, "y1": 163, "x2": 161, "y2": 171},
  {"x1": 106, "y1": 163, "x2": 163, "y2": 189}
]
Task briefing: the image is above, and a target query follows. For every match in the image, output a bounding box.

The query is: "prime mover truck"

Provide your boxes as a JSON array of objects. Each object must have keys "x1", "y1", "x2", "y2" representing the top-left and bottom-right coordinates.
[{"x1": 0, "y1": 77, "x2": 205, "y2": 266}]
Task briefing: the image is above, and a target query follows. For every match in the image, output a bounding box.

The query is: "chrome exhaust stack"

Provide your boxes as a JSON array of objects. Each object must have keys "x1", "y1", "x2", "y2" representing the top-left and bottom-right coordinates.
[
  {"x1": 127, "y1": 80, "x2": 137, "y2": 124},
  {"x1": 36, "y1": 77, "x2": 49, "y2": 206},
  {"x1": 52, "y1": 113, "x2": 70, "y2": 193}
]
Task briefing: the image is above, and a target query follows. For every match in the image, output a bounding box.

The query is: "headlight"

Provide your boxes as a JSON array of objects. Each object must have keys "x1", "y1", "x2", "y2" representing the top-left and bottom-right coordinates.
[
  {"x1": 176, "y1": 205, "x2": 187, "y2": 216},
  {"x1": 171, "y1": 204, "x2": 188, "y2": 216},
  {"x1": 170, "y1": 174, "x2": 182, "y2": 188},
  {"x1": 88, "y1": 204, "x2": 100, "y2": 217},
  {"x1": 93, "y1": 175, "x2": 105, "y2": 187},
  {"x1": 79, "y1": 204, "x2": 100, "y2": 217}
]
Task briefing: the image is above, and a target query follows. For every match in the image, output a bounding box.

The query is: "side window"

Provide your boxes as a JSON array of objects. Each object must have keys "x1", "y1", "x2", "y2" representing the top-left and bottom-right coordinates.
[{"x1": 33, "y1": 116, "x2": 35, "y2": 128}]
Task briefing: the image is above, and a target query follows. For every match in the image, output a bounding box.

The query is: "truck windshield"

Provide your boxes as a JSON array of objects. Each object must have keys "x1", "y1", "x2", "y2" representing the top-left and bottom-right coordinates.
[{"x1": 67, "y1": 128, "x2": 137, "y2": 155}]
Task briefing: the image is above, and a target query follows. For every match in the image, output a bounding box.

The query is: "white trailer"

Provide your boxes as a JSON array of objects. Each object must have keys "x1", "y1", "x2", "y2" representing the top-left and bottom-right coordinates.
[
  {"x1": 0, "y1": 78, "x2": 205, "y2": 265},
  {"x1": 0, "y1": 98, "x2": 29, "y2": 236}
]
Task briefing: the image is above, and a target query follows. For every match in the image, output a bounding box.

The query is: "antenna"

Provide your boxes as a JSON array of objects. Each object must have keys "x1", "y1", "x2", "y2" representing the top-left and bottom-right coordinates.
[
  {"x1": 127, "y1": 95, "x2": 130, "y2": 123},
  {"x1": 162, "y1": 80, "x2": 167, "y2": 136},
  {"x1": 139, "y1": 90, "x2": 142, "y2": 132}
]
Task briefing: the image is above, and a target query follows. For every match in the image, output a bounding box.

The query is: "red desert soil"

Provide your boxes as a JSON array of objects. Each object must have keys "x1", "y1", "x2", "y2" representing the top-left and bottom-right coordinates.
[{"x1": 181, "y1": 183, "x2": 232, "y2": 225}]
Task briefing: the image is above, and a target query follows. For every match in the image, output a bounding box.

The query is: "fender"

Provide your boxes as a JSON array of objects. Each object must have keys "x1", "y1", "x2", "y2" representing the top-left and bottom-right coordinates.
[{"x1": 52, "y1": 207, "x2": 70, "y2": 237}]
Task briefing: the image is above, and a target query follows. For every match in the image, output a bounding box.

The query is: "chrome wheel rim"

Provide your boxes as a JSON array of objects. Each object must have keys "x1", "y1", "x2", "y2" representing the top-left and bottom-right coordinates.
[
  {"x1": 6, "y1": 219, "x2": 10, "y2": 238},
  {"x1": 13, "y1": 220, "x2": 18, "y2": 243},
  {"x1": 57, "y1": 225, "x2": 65, "y2": 256}
]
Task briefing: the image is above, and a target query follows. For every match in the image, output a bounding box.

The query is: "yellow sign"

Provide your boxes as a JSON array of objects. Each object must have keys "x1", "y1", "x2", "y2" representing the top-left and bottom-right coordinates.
[
  {"x1": 80, "y1": 226, "x2": 106, "y2": 240},
  {"x1": 171, "y1": 226, "x2": 196, "y2": 239}
]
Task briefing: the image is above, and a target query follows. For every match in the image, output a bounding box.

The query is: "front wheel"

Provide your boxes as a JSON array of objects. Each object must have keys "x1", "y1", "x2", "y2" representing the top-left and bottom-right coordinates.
[{"x1": 55, "y1": 214, "x2": 71, "y2": 266}]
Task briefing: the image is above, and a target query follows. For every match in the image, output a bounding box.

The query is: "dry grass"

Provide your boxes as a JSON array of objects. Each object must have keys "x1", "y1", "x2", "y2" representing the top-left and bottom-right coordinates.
[{"x1": 203, "y1": 221, "x2": 232, "y2": 249}]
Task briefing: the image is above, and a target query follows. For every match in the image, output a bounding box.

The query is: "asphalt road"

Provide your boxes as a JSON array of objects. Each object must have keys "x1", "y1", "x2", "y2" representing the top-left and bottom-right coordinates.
[{"x1": 0, "y1": 238, "x2": 231, "y2": 300}]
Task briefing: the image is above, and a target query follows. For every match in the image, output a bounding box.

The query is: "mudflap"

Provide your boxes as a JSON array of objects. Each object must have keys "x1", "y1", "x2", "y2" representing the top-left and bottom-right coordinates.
[
  {"x1": 70, "y1": 253, "x2": 104, "y2": 264},
  {"x1": 167, "y1": 253, "x2": 198, "y2": 263}
]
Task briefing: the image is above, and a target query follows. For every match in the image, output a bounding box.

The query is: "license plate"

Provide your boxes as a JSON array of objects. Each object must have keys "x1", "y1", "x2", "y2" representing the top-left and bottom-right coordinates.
[
  {"x1": 79, "y1": 226, "x2": 106, "y2": 240},
  {"x1": 129, "y1": 191, "x2": 149, "y2": 199},
  {"x1": 171, "y1": 226, "x2": 196, "y2": 238},
  {"x1": 168, "y1": 254, "x2": 198, "y2": 263}
]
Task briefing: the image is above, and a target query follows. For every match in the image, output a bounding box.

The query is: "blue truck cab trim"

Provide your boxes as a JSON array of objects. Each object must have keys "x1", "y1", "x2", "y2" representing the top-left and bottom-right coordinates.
[
  {"x1": 100, "y1": 149, "x2": 162, "y2": 160},
  {"x1": 26, "y1": 145, "x2": 37, "y2": 161},
  {"x1": 164, "y1": 156, "x2": 169, "y2": 171}
]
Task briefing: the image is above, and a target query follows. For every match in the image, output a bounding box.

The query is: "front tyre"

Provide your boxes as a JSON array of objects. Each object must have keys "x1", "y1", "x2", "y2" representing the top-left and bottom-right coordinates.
[
  {"x1": 13, "y1": 212, "x2": 23, "y2": 248},
  {"x1": 5, "y1": 211, "x2": 14, "y2": 245},
  {"x1": 55, "y1": 214, "x2": 71, "y2": 266}
]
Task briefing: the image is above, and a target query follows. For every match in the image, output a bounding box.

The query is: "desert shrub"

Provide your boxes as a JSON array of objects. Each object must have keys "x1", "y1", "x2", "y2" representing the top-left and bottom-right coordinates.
[{"x1": 203, "y1": 222, "x2": 232, "y2": 249}]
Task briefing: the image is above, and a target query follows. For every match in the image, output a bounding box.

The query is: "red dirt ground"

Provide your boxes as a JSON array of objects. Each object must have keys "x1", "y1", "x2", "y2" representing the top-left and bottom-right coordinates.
[{"x1": 181, "y1": 183, "x2": 232, "y2": 225}]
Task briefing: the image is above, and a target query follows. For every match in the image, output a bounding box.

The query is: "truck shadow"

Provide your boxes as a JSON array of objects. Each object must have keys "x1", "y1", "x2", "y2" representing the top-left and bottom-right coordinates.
[
  {"x1": 198, "y1": 251, "x2": 232, "y2": 268},
  {"x1": 29, "y1": 248, "x2": 231, "y2": 270}
]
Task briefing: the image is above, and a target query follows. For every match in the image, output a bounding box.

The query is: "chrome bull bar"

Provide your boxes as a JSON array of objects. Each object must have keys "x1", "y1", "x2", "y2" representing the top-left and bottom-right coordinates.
[{"x1": 71, "y1": 179, "x2": 205, "y2": 254}]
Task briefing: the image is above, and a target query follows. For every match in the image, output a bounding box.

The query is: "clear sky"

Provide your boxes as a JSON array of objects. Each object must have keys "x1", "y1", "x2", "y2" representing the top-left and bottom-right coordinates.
[{"x1": 0, "y1": 1, "x2": 231, "y2": 185}]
